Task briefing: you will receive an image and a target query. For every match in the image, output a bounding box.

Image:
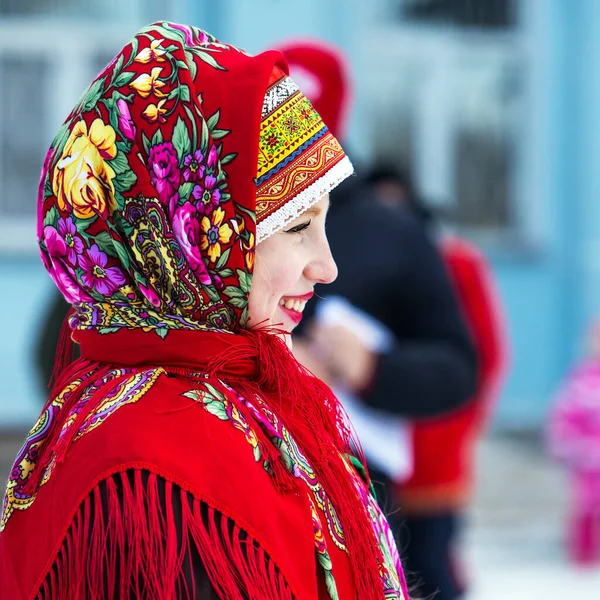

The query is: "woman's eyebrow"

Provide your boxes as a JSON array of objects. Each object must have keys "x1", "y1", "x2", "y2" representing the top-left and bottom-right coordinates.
[{"x1": 304, "y1": 206, "x2": 322, "y2": 218}]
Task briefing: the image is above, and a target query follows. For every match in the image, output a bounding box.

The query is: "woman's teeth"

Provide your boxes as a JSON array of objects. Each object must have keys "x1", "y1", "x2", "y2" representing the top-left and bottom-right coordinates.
[{"x1": 279, "y1": 298, "x2": 307, "y2": 313}]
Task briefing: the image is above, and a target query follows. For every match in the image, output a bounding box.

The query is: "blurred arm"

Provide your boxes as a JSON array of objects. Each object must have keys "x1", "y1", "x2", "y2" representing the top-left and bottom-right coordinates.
[{"x1": 358, "y1": 209, "x2": 478, "y2": 418}]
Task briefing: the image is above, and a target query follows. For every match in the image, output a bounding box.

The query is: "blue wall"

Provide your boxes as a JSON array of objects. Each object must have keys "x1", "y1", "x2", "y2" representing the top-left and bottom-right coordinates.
[
  {"x1": 2, "y1": 0, "x2": 599, "y2": 430},
  {"x1": 492, "y1": 0, "x2": 600, "y2": 426},
  {"x1": 0, "y1": 260, "x2": 52, "y2": 427}
]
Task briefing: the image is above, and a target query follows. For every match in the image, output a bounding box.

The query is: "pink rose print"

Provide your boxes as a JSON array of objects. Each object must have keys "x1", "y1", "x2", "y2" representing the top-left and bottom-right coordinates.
[
  {"x1": 172, "y1": 202, "x2": 211, "y2": 285},
  {"x1": 148, "y1": 142, "x2": 180, "y2": 208}
]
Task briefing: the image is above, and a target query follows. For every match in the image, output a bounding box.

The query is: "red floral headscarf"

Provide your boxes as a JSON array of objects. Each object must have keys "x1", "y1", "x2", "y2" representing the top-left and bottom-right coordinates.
[{"x1": 38, "y1": 21, "x2": 352, "y2": 335}]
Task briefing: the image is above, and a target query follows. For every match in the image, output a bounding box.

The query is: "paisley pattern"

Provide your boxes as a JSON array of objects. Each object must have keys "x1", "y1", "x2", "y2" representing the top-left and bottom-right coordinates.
[
  {"x1": 1, "y1": 367, "x2": 164, "y2": 531},
  {"x1": 308, "y1": 495, "x2": 340, "y2": 600}
]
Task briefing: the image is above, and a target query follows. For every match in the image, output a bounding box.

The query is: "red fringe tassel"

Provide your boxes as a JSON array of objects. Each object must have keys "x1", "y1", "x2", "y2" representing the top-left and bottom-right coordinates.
[
  {"x1": 204, "y1": 328, "x2": 385, "y2": 600},
  {"x1": 35, "y1": 470, "x2": 295, "y2": 600}
]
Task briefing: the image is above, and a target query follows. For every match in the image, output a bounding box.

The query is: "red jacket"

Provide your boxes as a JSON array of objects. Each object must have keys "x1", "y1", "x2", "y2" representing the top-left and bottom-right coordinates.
[{"x1": 398, "y1": 236, "x2": 509, "y2": 513}]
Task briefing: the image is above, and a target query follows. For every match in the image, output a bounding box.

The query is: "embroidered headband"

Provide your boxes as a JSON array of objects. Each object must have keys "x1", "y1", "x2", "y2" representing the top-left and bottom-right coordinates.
[{"x1": 255, "y1": 70, "x2": 352, "y2": 242}]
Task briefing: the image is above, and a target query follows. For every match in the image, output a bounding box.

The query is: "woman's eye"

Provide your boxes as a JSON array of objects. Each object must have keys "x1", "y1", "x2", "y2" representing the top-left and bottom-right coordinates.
[{"x1": 284, "y1": 219, "x2": 311, "y2": 234}]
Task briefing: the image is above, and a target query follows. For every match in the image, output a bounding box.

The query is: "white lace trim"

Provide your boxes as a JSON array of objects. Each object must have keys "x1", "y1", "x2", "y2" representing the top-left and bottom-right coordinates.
[
  {"x1": 256, "y1": 156, "x2": 354, "y2": 244},
  {"x1": 262, "y1": 77, "x2": 300, "y2": 118}
]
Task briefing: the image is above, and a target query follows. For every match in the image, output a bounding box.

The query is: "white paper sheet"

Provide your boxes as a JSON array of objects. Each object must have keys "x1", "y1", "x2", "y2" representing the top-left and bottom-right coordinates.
[{"x1": 316, "y1": 297, "x2": 413, "y2": 481}]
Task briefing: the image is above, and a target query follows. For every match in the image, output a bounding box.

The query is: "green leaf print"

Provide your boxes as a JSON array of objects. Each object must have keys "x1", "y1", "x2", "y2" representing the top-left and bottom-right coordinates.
[
  {"x1": 207, "y1": 110, "x2": 220, "y2": 131},
  {"x1": 115, "y1": 140, "x2": 132, "y2": 155},
  {"x1": 125, "y1": 37, "x2": 139, "y2": 68},
  {"x1": 50, "y1": 122, "x2": 72, "y2": 166},
  {"x1": 178, "y1": 84, "x2": 191, "y2": 103},
  {"x1": 202, "y1": 382, "x2": 226, "y2": 402},
  {"x1": 200, "y1": 119, "x2": 209, "y2": 152},
  {"x1": 203, "y1": 284, "x2": 222, "y2": 304},
  {"x1": 186, "y1": 51, "x2": 198, "y2": 80},
  {"x1": 183, "y1": 105, "x2": 198, "y2": 149},
  {"x1": 81, "y1": 76, "x2": 107, "y2": 113},
  {"x1": 182, "y1": 389, "x2": 202, "y2": 402},
  {"x1": 194, "y1": 50, "x2": 226, "y2": 71},
  {"x1": 142, "y1": 132, "x2": 152, "y2": 155},
  {"x1": 236, "y1": 269, "x2": 252, "y2": 294},
  {"x1": 215, "y1": 247, "x2": 231, "y2": 270},
  {"x1": 227, "y1": 297, "x2": 248, "y2": 309},
  {"x1": 95, "y1": 231, "x2": 119, "y2": 258},
  {"x1": 43, "y1": 176, "x2": 53, "y2": 199},
  {"x1": 223, "y1": 286, "x2": 244, "y2": 299},
  {"x1": 323, "y1": 571, "x2": 339, "y2": 600},
  {"x1": 109, "y1": 54, "x2": 125, "y2": 84},
  {"x1": 211, "y1": 128, "x2": 229, "y2": 140},
  {"x1": 155, "y1": 327, "x2": 168, "y2": 340},
  {"x1": 172, "y1": 117, "x2": 192, "y2": 164},
  {"x1": 112, "y1": 240, "x2": 132, "y2": 271},
  {"x1": 43, "y1": 206, "x2": 59, "y2": 228},
  {"x1": 272, "y1": 438, "x2": 295, "y2": 474},
  {"x1": 113, "y1": 169, "x2": 138, "y2": 193},
  {"x1": 178, "y1": 182, "x2": 195, "y2": 202},
  {"x1": 109, "y1": 152, "x2": 130, "y2": 176},
  {"x1": 234, "y1": 202, "x2": 256, "y2": 223},
  {"x1": 151, "y1": 128, "x2": 164, "y2": 148},
  {"x1": 98, "y1": 327, "x2": 121, "y2": 335},
  {"x1": 221, "y1": 152, "x2": 238, "y2": 166},
  {"x1": 112, "y1": 71, "x2": 136, "y2": 88},
  {"x1": 203, "y1": 398, "x2": 229, "y2": 421},
  {"x1": 216, "y1": 268, "x2": 234, "y2": 278}
]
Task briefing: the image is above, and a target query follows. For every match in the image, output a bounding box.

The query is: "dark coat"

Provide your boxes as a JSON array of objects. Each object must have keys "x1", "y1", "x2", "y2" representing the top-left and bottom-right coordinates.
[{"x1": 302, "y1": 177, "x2": 478, "y2": 419}]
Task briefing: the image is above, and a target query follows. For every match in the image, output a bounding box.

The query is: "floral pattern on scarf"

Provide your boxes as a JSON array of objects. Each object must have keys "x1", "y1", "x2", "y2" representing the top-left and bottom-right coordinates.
[{"x1": 38, "y1": 22, "x2": 254, "y2": 336}]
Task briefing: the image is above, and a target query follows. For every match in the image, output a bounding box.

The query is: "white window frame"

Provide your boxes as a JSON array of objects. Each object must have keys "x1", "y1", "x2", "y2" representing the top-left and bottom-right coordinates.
[
  {"x1": 0, "y1": 18, "x2": 154, "y2": 254},
  {"x1": 362, "y1": 22, "x2": 540, "y2": 251}
]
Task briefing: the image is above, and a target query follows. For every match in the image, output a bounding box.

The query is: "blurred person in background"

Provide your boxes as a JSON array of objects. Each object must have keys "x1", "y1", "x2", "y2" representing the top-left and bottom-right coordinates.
[
  {"x1": 347, "y1": 165, "x2": 509, "y2": 600},
  {"x1": 548, "y1": 319, "x2": 600, "y2": 567},
  {"x1": 0, "y1": 22, "x2": 409, "y2": 600},
  {"x1": 280, "y1": 41, "x2": 479, "y2": 600}
]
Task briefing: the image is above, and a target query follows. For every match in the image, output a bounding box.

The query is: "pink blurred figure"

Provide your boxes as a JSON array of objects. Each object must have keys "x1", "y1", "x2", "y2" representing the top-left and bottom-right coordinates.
[{"x1": 548, "y1": 328, "x2": 600, "y2": 566}]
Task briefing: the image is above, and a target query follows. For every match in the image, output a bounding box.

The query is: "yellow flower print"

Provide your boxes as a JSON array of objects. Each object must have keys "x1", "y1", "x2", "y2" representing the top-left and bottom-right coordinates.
[
  {"x1": 134, "y1": 39, "x2": 167, "y2": 64},
  {"x1": 142, "y1": 98, "x2": 168, "y2": 123},
  {"x1": 244, "y1": 232, "x2": 255, "y2": 271},
  {"x1": 130, "y1": 67, "x2": 166, "y2": 99},
  {"x1": 52, "y1": 119, "x2": 118, "y2": 219},
  {"x1": 231, "y1": 218, "x2": 245, "y2": 236},
  {"x1": 200, "y1": 207, "x2": 233, "y2": 263}
]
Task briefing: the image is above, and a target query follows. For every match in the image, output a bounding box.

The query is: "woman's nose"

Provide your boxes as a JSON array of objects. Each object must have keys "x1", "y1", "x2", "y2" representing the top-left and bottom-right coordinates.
[{"x1": 306, "y1": 243, "x2": 338, "y2": 285}]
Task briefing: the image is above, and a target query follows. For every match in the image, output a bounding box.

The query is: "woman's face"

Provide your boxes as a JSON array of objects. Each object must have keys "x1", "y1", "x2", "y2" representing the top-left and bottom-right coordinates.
[{"x1": 248, "y1": 194, "x2": 337, "y2": 343}]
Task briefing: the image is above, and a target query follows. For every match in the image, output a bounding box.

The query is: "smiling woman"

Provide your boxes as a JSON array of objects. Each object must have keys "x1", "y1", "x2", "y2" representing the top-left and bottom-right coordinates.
[{"x1": 0, "y1": 22, "x2": 408, "y2": 600}]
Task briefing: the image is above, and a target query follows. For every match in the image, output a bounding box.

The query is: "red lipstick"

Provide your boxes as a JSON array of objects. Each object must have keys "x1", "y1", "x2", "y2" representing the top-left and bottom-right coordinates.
[{"x1": 278, "y1": 292, "x2": 314, "y2": 325}]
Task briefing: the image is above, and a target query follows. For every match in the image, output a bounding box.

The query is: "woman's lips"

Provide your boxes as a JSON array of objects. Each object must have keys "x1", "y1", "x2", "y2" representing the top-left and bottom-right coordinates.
[
  {"x1": 278, "y1": 292, "x2": 313, "y2": 326},
  {"x1": 279, "y1": 303, "x2": 304, "y2": 325}
]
